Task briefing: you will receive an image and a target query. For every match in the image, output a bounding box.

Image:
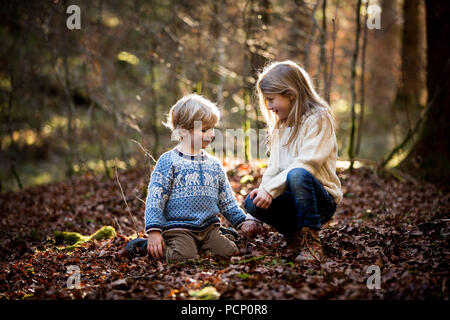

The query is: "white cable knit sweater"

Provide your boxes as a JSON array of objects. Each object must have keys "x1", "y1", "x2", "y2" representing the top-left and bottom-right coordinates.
[{"x1": 260, "y1": 107, "x2": 343, "y2": 205}]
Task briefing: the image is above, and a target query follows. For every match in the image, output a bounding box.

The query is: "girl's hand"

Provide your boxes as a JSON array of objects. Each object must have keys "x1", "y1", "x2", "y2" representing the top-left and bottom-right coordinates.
[
  {"x1": 147, "y1": 231, "x2": 165, "y2": 259},
  {"x1": 240, "y1": 220, "x2": 264, "y2": 238},
  {"x1": 249, "y1": 189, "x2": 259, "y2": 199},
  {"x1": 251, "y1": 188, "x2": 272, "y2": 209}
]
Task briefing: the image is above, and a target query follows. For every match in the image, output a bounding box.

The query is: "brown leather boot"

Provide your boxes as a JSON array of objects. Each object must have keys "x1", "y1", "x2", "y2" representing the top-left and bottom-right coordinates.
[
  {"x1": 294, "y1": 227, "x2": 323, "y2": 263},
  {"x1": 284, "y1": 229, "x2": 304, "y2": 250}
]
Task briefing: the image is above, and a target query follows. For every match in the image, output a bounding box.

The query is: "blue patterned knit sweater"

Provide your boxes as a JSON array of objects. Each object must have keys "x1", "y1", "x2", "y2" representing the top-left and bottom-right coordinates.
[{"x1": 144, "y1": 148, "x2": 247, "y2": 233}]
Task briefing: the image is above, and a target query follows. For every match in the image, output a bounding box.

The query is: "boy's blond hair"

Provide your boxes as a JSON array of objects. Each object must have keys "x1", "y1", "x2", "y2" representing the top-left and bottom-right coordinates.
[{"x1": 163, "y1": 94, "x2": 221, "y2": 132}]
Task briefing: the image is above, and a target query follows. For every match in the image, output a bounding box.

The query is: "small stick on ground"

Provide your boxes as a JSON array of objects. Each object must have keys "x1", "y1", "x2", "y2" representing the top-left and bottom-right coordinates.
[
  {"x1": 114, "y1": 217, "x2": 123, "y2": 236},
  {"x1": 114, "y1": 160, "x2": 139, "y2": 238}
]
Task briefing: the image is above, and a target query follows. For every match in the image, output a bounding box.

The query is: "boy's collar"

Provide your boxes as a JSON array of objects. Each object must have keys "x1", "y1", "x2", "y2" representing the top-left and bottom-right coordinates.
[{"x1": 175, "y1": 147, "x2": 207, "y2": 161}]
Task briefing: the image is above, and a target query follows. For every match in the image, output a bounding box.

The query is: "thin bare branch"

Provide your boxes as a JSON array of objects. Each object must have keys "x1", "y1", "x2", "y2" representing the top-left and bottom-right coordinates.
[
  {"x1": 114, "y1": 160, "x2": 139, "y2": 237},
  {"x1": 130, "y1": 139, "x2": 157, "y2": 164}
]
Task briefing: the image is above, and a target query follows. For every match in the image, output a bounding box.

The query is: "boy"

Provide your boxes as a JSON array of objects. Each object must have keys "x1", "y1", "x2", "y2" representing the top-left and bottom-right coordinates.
[{"x1": 128, "y1": 94, "x2": 254, "y2": 260}]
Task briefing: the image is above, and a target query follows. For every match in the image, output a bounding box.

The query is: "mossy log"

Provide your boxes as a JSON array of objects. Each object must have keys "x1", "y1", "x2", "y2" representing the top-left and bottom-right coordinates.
[{"x1": 54, "y1": 226, "x2": 116, "y2": 250}]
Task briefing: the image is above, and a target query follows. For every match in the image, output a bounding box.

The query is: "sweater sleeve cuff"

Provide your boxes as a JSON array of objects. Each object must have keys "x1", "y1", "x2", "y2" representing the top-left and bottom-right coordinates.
[
  {"x1": 233, "y1": 215, "x2": 247, "y2": 229},
  {"x1": 261, "y1": 183, "x2": 285, "y2": 199},
  {"x1": 267, "y1": 187, "x2": 283, "y2": 200},
  {"x1": 145, "y1": 226, "x2": 162, "y2": 234},
  {"x1": 236, "y1": 221, "x2": 245, "y2": 229}
]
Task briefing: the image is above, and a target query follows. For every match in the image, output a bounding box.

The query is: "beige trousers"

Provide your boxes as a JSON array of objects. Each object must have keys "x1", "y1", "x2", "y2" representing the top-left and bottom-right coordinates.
[{"x1": 162, "y1": 224, "x2": 238, "y2": 260}]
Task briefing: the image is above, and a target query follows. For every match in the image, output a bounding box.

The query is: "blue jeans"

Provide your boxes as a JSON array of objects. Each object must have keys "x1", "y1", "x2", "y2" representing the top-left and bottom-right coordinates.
[{"x1": 244, "y1": 168, "x2": 336, "y2": 236}]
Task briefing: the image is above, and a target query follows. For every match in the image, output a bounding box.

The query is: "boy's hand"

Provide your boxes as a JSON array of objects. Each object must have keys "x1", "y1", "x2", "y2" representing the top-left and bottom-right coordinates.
[
  {"x1": 240, "y1": 220, "x2": 264, "y2": 238},
  {"x1": 250, "y1": 188, "x2": 272, "y2": 209},
  {"x1": 147, "y1": 231, "x2": 165, "y2": 259}
]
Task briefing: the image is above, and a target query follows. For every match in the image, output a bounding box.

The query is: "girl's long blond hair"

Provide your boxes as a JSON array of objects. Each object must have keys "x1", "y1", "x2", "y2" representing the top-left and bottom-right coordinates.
[{"x1": 255, "y1": 60, "x2": 334, "y2": 149}]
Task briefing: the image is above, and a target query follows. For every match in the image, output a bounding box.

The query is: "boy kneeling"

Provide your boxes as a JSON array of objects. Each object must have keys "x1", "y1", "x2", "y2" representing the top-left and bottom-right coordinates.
[{"x1": 133, "y1": 94, "x2": 254, "y2": 261}]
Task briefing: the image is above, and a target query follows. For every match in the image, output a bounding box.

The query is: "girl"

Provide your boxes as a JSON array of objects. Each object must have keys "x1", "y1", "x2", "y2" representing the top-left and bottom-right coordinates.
[{"x1": 240, "y1": 61, "x2": 343, "y2": 263}]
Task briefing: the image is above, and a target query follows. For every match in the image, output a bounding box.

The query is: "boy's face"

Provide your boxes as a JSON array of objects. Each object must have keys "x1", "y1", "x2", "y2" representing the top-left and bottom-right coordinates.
[{"x1": 189, "y1": 124, "x2": 215, "y2": 151}]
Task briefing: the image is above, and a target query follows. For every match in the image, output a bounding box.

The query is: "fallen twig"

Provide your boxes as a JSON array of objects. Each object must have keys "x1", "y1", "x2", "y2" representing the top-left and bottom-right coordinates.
[
  {"x1": 114, "y1": 217, "x2": 124, "y2": 235},
  {"x1": 114, "y1": 160, "x2": 139, "y2": 238}
]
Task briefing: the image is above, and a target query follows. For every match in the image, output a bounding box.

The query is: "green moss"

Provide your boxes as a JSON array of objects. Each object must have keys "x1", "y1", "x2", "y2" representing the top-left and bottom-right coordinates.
[
  {"x1": 29, "y1": 229, "x2": 40, "y2": 241},
  {"x1": 54, "y1": 231, "x2": 89, "y2": 245},
  {"x1": 60, "y1": 243, "x2": 83, "y2": 251},
  {"x1": 188, "y1": 286, "x2": 220, "y2": 300},
  {"x1": 89, "y1": 225, "x2": 116, "y2": 241},
  {"x1": 54, "y1": 226, "x2": 116, "y2": 250},
  {"x1": 22, "y1": 293, "x2": 34, "y2": 299},
  {"x1": 236, "y1": 255, "x2": 265, "y2": 264},
  {"x1": 237, "y1": 273, "x2": 250, "y2": 280}
]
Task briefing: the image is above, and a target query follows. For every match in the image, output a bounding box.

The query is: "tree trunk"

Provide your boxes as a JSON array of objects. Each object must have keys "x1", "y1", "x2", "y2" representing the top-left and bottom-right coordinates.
[
  {"x1": 325, "y1": 0, "x2": 339, "y2": 105},
  {"x1": 149, "y1": 57, "x2": 160, "y2": 156},
  {"x1": 287, "y1": 0, "x2": 311, "y2": 60},
  {"x1": 399, "y1": 0, "x2": 450, "y2": 184},
  {"x1": 61, "y1": 55, "x2": 78, "y2": 178},
  {"x1": 319, "y1": 0, "x2": 328, "y2": 99},
  {"x1": 399, "y1": 0, "x2": 423, "y2": 108},
  {"x1": 392, "y1": 0, "x2": 425, "y2": 136},
  {"x1": 355, "y1": 1, "x2": 368, "y2": 157},
  {"x1": 365, "y1": 0, "x2": 401, "y2": 133},
  {"x1": 243, "y1": 0, "x2": 271, "y2": 161},
  {"x1": 212, "y1": 1, "x2": 226, "y2": 106},
  {"x1": 303, "y1": 0, "x2": 321, "y2": 70},
  {"x1": 6, "y1": 72, "x2": 23, "y2": 189},
  {"x1": 348, "y1": 0, "x2": 362, "y2": 171}
]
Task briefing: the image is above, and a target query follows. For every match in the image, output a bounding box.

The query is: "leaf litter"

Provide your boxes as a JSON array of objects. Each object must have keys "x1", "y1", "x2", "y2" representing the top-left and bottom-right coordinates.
[{"x1": 0, "y1": 164, "x2": 448, "y2": 300}]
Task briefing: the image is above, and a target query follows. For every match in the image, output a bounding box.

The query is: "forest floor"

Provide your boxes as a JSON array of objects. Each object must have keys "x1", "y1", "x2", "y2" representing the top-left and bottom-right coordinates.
[{"x1": 0, "y1": 162, "x2": 449, "y2": 300}]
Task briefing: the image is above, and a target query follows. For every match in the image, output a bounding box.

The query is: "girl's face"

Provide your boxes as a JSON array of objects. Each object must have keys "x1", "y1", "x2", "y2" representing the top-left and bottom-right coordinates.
[{"x1": 263, "y1": 93, "x2": 293, "y2": 121}]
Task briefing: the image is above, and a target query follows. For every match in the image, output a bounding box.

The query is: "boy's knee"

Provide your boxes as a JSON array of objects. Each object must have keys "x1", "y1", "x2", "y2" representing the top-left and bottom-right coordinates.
[
  {"x1": 165, "y1": 246, "x2": 198, "y2": 260},
  {"x1": 163, "y1": 231, "x2": 198, "y2": 260},
  {"x1": 222, "y1": 243, "x2": 239, "y2": 257},
  {"x1": 203, "y1": 229, "x2": 239, "y2": 257},
  {"x1": 206, "y1": 240, "x2": 238, "y2": 257}
]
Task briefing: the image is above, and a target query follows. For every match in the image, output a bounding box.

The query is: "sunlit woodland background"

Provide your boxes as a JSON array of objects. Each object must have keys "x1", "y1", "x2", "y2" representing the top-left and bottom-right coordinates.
[{"x1": 1, "y1": 0, "x2": 446, "y2": 194}]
